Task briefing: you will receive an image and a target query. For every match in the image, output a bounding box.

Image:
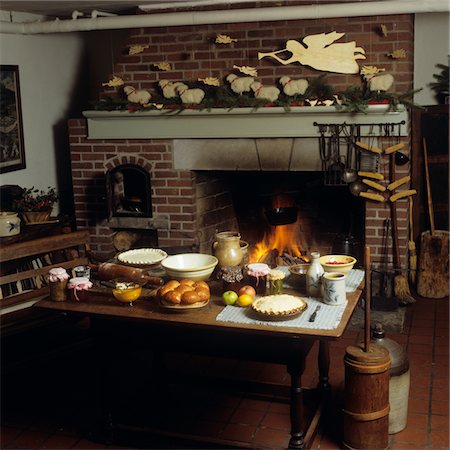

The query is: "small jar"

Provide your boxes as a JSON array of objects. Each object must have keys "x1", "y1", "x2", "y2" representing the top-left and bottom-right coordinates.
[
  {"x1": 220, "y1": 265, "x2": 244, "y2": 293},
  {"x1": 246, "y1": 263, "x2": 270, "y2": 296},
  {"x1": 47, "y1": 267, "x2": 70, "y2": 301},
  {"x1": 0, "y1": 211, "x2": 21, "y2": 237},
  {"x1": 267, "y1": 269, "x2": 285, "y2": 295},
  {"x1": 68, "y1": 277, "x2": 93, "y2": 301}
]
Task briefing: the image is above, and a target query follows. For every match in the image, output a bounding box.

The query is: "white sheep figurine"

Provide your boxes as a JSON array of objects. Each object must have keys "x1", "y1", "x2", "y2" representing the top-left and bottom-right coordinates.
[
  {"x1": 279, "y1": 76, "x2": 309, "y2": 96},
  {"x1": 176, "y1": 83, "x2": 205, "y2": 104},
  {"x1": 158, "y1": 80, "x2": 185, "y2": 99},
  {"x1": 250, "y1": 81, "x2": 280, "y2": 103},
  {"x1": 361, "y1": 66, "x2": 394, "y2": 92},
  {"x1": 368, "y1": 73, "x2": 394, "y2": 92},
  {"x1": 123, "y1": 85, "x2": 152, "y2": 105},
  {"x1": 226, "y1": 73, "x2": 255, "y2": 95}
]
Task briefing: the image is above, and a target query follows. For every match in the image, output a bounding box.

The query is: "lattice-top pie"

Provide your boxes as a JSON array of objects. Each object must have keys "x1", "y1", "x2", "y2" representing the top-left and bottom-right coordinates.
[{"x1": 252, "y1": 294, "x2": 307, "y2": 316}]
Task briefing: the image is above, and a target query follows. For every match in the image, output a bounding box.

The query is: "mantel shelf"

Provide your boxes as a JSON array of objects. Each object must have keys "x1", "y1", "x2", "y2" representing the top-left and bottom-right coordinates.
[{"x1": 83, "y1": 105, "x2": 408, "y2": 139}]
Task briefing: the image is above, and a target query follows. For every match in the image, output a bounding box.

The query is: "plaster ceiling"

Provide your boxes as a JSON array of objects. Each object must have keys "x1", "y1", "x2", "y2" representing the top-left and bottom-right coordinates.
[{"x1": 0, "y1": 0, "x2": 391, "y2": 19}]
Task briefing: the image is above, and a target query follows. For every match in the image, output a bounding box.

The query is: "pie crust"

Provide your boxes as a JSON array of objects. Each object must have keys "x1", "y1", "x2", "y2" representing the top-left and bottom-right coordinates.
[
  {"x1": 117, "y1": 248, "x2": 167, "y2": 266},
  {"x1": 251, "y1": 294, "x2": 307, "y2": 316}
]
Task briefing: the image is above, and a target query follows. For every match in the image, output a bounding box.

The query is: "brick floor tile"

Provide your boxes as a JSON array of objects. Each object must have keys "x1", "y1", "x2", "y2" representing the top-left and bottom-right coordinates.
[
  {"x1": 408, "y1": 398, "x2": 430, "y2": 415},
  {"x1": 394, "y1": 425, "x2": 428, "y2": 446},
  {"x1": 229, "y1": 407, "x2": 265, "y2": 426},
  {"x1": 405, "y1": 412, "x2": 428, "y2": 429},
  {"x1": 221, "y1": 422, "x2": 256, "y2": 443},
  {"x1": 239, "y1": 397, "x2": 271, "y2": 411},
  {"x1": 260, "y1": 411, "x2": 291, "y2": 431},
  {"x1": 253, "y1": 427, "x2": 290, "y2": 448},
  {"x1": 431, "y1": 401, "x2": 449, "y2": 415},
  {"x1": 429, "y1": 429, "x2": 450, "y2": 448},
  {"x1": 430, "y1": 414, "x2": 450, "y2": 430}
]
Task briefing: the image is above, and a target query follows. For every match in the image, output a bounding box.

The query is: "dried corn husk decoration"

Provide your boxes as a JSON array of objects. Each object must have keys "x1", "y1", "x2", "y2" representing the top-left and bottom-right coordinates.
[
  {"x1": 102, "y1": 76, "x2": 124, "y2": 87},
  {"x1": 129, "y1": 45, "x2": 149, "y2": 55},
  {"x1": 233, "y1": 64, "x2": 258, "y2": 77},
  {"x1": 387, "y1": 49, "x2": 407, "y2": 59},
  {"x1": 359, "y1": 192, "x2": 385, "y2": 202},
  {"x1": 355, "y1": 141, "x2": 382, "y2": 154},
  {"x1": 390, "y1": 189, "x2": 417, "y2": 202},
  {"x1": 380, "y1": 24, "x2": 388, "y2": 37},
  {"x1": 153, "y1": 62, "x2": 172, "y2": 71},
  {"x1": 215, "y1": 34, "x2": 238, "y2": 44},
  {"x1": 198, "y1": 77, "x2": 220, "y2": 86},
  {"x1": 387, "y1": 176, "x2": 410, "y2": 191},
  {"x1": 362, "y1": 179, "x2": 386, "y2": 192},
  {"x1": 358, "y1": 171, "x2": 384, "y2": 180}
]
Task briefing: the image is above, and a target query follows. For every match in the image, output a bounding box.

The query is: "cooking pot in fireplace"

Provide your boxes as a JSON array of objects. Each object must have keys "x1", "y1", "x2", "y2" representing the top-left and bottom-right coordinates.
[{"x1": 265, "y1": 207, "x2": 298, "y2": 226}]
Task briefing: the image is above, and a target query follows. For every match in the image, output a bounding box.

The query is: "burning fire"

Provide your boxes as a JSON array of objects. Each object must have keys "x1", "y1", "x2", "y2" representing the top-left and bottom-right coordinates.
[{"x1": 249, "y1": 223, "x2": 306, "y2": 263}]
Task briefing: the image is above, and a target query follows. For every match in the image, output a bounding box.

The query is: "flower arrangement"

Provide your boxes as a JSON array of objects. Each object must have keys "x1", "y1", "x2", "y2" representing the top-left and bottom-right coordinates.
[{"x1": 13, "y1": 187, "x2": 58, "y2": 212}]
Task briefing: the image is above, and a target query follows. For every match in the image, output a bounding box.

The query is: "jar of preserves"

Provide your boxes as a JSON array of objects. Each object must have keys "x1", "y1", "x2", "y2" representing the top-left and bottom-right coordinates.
[
  {"x1": 47, "y1": 267, "x2": 70, "y2": 301},
  {"x1": 68, "y1": 277, "x2": 93, "y2": 301}
]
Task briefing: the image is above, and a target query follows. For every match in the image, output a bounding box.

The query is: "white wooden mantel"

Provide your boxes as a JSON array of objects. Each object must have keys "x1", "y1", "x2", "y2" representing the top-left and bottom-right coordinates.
[{"x1": 82, "y1": 105, "x2": 408, "y2": 139}]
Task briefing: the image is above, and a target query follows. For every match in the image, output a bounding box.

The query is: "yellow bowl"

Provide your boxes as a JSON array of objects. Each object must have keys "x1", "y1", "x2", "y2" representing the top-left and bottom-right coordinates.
[
  {"x1": 112, "y1": 284, "x2": 142, "y2": 303},
  {"x1": 319, "y1": 255, "x2": 357, "y2": 274}
]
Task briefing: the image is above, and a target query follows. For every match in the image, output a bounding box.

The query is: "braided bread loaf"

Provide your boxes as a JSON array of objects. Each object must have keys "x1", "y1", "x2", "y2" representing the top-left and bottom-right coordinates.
[{"x1": 157, "y1": 279, "x2": 210, "y2": 305}]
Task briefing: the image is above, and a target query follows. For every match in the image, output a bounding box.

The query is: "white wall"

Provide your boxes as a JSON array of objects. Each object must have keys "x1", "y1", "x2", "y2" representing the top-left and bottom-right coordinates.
[
  {"x1": 0, "y1": 12, "x2": 87, "y2": 213},
  {"x1": 414, "y1": 12, "x2": 450, "y2": 106}
]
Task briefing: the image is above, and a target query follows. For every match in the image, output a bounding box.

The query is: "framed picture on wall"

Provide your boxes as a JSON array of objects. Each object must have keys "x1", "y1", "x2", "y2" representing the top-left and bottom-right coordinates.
[{"x1": 0, "y1": 65, "x2": 26, "y2": 173}]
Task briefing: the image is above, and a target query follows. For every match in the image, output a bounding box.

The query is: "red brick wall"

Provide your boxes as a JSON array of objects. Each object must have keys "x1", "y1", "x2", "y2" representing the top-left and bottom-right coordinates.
[{"x1": 70, "y1": 14, "x2": 414, "y2": 265}]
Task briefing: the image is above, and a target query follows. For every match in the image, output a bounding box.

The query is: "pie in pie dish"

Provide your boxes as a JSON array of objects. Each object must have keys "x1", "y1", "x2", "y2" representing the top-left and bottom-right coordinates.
[
  {"x1": 117, "y1": 248, "x2": 167, "y2": 266},
  {"x1": 252, "y1": 294, "x2": 307, "y2": 317}
]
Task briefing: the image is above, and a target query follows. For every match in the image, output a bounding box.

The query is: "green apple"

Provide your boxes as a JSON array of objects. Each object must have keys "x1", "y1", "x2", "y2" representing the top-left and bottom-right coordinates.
[{"x1": 222, "y1": 290, "x2": 238, "y2": 305}]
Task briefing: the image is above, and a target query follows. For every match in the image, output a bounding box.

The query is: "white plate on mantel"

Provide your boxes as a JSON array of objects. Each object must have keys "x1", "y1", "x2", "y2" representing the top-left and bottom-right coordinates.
[{"x1": 117, "y1": 248, "x2": 167, "y2": 267}]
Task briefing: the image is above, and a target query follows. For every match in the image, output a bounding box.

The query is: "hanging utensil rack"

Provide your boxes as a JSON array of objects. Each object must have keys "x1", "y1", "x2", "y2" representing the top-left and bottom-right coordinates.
[{"x1": 315, "y1": 121, "x2": 406, "y2": 186}]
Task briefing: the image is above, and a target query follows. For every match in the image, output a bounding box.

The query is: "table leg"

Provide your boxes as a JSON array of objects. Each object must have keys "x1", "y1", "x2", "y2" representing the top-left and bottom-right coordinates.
[
  {"x1": 287, "y1": 360, "x2": 305, "y2": 449},
  {"x1": 318, "y1": 340, "x2": 330, "y2": 391}
]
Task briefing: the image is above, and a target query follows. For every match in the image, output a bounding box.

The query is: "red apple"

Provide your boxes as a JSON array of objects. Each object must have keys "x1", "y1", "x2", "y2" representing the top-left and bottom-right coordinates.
[{"x1": 238, "y1": 285, "x2": 256, "y2": 298}]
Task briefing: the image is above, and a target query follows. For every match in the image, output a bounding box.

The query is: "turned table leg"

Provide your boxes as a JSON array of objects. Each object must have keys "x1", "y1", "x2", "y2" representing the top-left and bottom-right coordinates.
[
  {"x1": 287, "y1": 360, "x2": 306, "y2": 449},
  {"x1": 318, "y1": 340, "x2": 330, "y2": 391}
]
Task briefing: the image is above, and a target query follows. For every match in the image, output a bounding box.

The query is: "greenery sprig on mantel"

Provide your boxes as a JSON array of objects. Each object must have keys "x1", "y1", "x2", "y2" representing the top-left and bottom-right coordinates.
[{"x1": 90, "y1": 75, "x2": 422, "y2": 114}]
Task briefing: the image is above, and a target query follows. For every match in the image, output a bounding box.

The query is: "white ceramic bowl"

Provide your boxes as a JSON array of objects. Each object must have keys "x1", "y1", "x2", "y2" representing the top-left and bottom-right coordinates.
[
  {"x1": 319, "y1": 254, "x2": 357, "y2": 274},
  {"x1": 161, "y1": 253, "x2": 218, "y2": 281}
]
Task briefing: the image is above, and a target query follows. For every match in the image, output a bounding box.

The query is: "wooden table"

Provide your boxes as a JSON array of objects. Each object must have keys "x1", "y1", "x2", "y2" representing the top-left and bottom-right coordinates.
[{"x1": 35, "y1": 282, "x2": 362, "y2": 449}]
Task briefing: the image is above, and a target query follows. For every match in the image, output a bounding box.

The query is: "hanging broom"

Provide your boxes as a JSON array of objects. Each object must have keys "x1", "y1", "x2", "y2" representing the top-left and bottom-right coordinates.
[
  {"x1": 408, "y1": 196, "x2": 417, "y2": 285},
  {"x1": 390, "y1": 153, "x2": 415, "y2": 304}
]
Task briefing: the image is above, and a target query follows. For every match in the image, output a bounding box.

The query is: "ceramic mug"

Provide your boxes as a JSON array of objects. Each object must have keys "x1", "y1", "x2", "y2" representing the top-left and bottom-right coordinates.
[{"x1": 322, "y1": 272, "x2": 347, "y2": 305}]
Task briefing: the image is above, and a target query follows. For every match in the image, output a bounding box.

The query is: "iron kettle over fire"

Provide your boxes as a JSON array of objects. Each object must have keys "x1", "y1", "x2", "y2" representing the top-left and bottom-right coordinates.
[{"x1": 332, "y1": 234, "x2": 363, "y2": 264}]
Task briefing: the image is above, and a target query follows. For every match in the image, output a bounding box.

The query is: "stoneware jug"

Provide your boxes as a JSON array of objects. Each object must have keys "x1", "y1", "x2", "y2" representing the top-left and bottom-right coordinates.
[
  {"x1": 0, "y1": 211, "x2": 21, "y2": 237},
  {"x1": 213, "y1": 231, "x2": 244, "y2": 269},
  {"x1": 306, "y1": 251, "x2": 324, "y2": 297}
]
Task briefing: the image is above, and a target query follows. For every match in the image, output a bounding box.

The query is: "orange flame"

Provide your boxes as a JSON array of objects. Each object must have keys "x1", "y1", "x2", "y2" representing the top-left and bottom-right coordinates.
[{"x1": 249, "y1": 223, "x2": 305, "y2": 263}]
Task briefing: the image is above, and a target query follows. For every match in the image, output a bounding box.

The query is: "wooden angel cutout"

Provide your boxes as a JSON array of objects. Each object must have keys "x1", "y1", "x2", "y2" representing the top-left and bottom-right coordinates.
[{"x1": 258, "y1": 31, "x2": 366, "y2": 74}]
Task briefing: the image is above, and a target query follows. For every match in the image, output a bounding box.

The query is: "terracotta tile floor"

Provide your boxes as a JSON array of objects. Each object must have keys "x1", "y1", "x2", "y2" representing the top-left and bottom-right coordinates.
[{"x1": 1, "y1": 295, "x2": 448, "y2": 450}]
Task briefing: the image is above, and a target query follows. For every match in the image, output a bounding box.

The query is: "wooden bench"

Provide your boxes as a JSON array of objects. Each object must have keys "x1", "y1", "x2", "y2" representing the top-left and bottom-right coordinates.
[{"x1": 0, "y1": 230, "x2": 91, "y2": 334}]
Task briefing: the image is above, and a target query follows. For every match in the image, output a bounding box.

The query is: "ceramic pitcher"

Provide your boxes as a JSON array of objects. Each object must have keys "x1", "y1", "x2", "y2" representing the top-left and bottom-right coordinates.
[{"x1": 213, "y1": 231, "x2": 244, "y2": 268}]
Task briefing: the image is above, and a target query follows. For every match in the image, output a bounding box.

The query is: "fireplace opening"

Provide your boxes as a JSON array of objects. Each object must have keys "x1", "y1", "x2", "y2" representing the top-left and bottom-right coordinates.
[
  {"x1": 107, "y1": 164, "x2": 152, "y2": 218},
  {"x1": 221, "y1": 171, "x2": 365, "y2": 265}
]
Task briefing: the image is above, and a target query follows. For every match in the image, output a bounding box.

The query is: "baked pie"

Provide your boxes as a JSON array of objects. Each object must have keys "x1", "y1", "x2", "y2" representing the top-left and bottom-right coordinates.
[{"x1": 251, "y1": 294, "x2": 307, "y2": 317}]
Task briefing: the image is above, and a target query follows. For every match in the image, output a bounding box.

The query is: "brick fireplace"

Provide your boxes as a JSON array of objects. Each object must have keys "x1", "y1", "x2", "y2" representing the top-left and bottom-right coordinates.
[{"x1": 68, "y1": 11, "x2": 414, "y2": 269}]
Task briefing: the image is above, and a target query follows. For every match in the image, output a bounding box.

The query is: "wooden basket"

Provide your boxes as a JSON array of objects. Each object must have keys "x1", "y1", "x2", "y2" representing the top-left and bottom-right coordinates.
[{"x1": 21, "y1": 210, "x2": 52, "y2": 224}]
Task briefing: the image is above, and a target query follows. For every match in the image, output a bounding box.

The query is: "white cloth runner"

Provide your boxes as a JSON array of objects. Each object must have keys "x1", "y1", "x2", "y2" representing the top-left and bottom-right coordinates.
[
  {"x1": 344, "y1": 269, "x2": 365, "y2": 292},
  {"x1": 216, "y1": 297, "x2": 347, "y2": 330}
]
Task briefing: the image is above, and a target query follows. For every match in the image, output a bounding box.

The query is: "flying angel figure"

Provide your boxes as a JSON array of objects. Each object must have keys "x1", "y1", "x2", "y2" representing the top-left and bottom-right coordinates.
[{"x1": 258, "y1": 31, "x2": 366, "y2": 74}]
